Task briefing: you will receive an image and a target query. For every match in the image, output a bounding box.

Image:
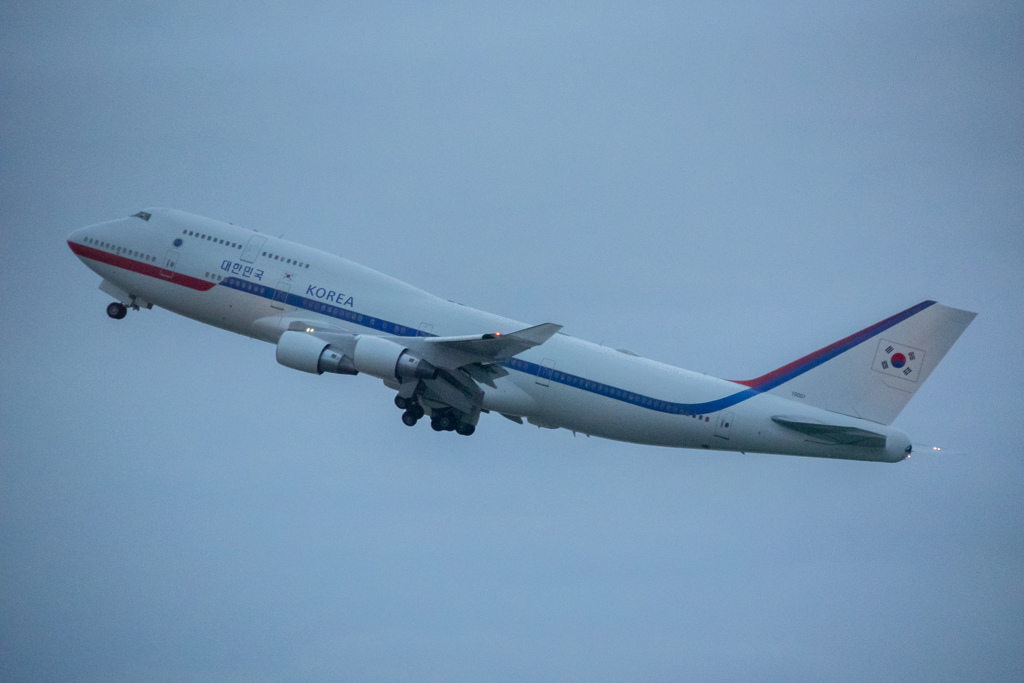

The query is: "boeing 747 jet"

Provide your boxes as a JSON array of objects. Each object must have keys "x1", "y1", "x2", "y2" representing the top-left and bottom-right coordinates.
[{"x1": 68, "y1": 209, "x2": 975, "y2": 462}]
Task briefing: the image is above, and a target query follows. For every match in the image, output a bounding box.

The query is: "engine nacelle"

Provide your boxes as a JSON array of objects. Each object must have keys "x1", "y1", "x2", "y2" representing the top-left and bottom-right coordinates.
[
  {"x1": 352, "y1": 334, "x2": 438, "y2": 380},
  {"x1": 276, "y1": 330, "x2": 358, "y2": 375}
]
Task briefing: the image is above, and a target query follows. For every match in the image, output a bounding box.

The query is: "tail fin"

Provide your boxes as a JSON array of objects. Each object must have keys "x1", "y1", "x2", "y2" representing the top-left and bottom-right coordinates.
[{"x1": 735, "y1": 301, "x2": 976, "y2": 425}]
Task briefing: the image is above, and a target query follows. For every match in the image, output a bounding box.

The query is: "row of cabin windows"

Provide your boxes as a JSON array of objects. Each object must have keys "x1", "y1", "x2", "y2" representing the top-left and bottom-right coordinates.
[
  {"x1": 549, "y1": 370, "x2": 711, "y2": 418},
  {"x1": 262, "y1": 252, "x2": 310, "y2": 268},
  {"x1": 182, "y1": 229, "x2": 242, "y2": 250},
  {"x1": 178, "y1": 229, "x2": 311, "y2": 269},
  {"x1": 506, "y1": 359, "x2": 712, "y2": 418},
  {"x1": 84, "y1": 237, "x2": 156, "y2": 263}
]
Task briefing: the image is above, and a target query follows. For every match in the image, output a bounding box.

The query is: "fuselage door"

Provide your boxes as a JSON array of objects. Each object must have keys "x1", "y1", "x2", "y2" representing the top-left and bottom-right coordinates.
[
  {"x1": 160, "y1": 250, "x2": 179, "y2": 279},
  {"x1": 241, "y1": 236, "x2": 266, "y2": 263},
  {"x1": 715, "y1": 411, "x2": 734, "y2": 439},
  {"x1": 536, "y1": 358, "x2": 556, "y2": 387},
  {"x1": 271, "y1": 281, "x2": 291, "y2": 310}
]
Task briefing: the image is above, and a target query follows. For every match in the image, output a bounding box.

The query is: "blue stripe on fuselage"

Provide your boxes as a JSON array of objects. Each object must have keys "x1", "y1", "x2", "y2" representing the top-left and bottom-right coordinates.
[{"x1": 217, "y1": 277, "x2": 894, "y2": 416}]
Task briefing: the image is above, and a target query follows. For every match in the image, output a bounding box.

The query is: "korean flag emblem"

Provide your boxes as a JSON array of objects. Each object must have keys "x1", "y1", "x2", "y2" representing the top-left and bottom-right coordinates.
[{"x1": 872, "y1": 339, "x2": 925, "y2": 382}]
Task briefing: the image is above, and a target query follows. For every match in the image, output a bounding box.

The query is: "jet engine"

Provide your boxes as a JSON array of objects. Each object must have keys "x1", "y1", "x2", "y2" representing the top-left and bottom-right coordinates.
[
  {"x1": 351, "y1": 334, "x2": 438, "y2": 380},
  {"x1": 276, "y1": 330, "x2": 437, "y2": 380},
  {"x1": 276, "y1": 330, "x2": 358, "y2": 375}
]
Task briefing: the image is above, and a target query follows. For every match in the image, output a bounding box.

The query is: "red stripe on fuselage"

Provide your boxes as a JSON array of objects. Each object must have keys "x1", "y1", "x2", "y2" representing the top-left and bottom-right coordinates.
[
  {"x1": 732, "y1": 300, "x2": 935, "y2": 389},
  {"x1": 67, "y1": 241, "x2": 216, "y2": 291}
]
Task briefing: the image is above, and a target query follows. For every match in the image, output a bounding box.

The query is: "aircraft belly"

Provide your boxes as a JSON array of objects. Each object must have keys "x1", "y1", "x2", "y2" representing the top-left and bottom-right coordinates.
[
  {"x1": 164, "y1": 287, "x2": 263, "y2": 336},
  {"x1": 481, "y1": 376, "x2": 539, "y2": 417}
]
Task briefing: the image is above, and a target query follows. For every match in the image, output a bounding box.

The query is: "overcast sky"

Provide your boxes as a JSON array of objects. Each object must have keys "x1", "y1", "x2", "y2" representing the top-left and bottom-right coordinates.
[{"x1": 2, "y1": 2, "x2": 1022, "y2": 681}]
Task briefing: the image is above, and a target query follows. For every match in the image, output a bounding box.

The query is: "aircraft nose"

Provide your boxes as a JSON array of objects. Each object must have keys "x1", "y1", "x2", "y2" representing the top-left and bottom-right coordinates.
[
  {"x1": 67, "y1": 225, "x2": 91, "y2": 245},
  {"x1": 68, "y1": 217, "x2": 122, "y2": 251},
  {"x1": 67, "y1": 224, "x2": 96, "y2": 258},
  {"x1": 67, "y1": 219, "x2": 118, "y2": 257}
]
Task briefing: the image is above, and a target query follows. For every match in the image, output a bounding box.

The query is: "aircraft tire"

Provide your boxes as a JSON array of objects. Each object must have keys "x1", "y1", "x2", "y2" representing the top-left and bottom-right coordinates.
[
  {"x1": 394, "y1": 395, "x2": 408, "y2": 410},
  {"x1": 107, "y1": 302, "x2": 127, "y2": 319},
  {"x1": 430, "y1": 419, "x2": 444, "y2": 432},
  {"x1": 455, "y1": 423, "x2": 475, "y2": 436},
  {"x1": 402, "y1": 412, "x2": 418, "y2": 426}
]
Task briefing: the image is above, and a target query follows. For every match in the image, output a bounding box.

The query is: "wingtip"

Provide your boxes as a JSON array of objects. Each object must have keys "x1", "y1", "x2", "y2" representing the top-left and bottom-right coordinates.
[{"x1": 505, "y1": 322, "x2": 563, "y2": 345}]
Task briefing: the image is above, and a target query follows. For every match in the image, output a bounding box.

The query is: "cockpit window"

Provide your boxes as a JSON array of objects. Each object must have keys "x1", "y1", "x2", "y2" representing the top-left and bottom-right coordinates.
[{"x1": 132, "y1": 211, "x2": 151, "y2": 221}]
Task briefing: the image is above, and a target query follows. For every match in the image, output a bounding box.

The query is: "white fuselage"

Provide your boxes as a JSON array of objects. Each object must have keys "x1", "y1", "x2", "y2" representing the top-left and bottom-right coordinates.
[{"x1": 69, "y1": 209, "x2": 912, "y2": 462}]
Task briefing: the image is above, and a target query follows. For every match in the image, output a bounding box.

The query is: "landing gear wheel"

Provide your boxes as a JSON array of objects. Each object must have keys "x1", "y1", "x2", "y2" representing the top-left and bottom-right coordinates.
[
  {"x1": 401, "y1": 411, "x2": 419, "y2": 427},
  {"x1": 394, "y1": 396, "x2": 409, "y2": 410},
  {"x1": 106, "y1": 302, "x2": 127, "y2": 319},
  {"x1": 455, "y1": 423, "x2": 476, "y2": 436},
  {"x1": 409, "y1": 404, "x2": 425, "y2": 420},
  {"x1": 431, "y1": 411, "x2": 455, "y2": 432}
]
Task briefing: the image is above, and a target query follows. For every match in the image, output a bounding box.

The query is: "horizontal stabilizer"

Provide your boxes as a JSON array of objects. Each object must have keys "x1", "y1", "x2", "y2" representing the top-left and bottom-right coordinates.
[{"x1": 772, "y1": 416, "x2": 887, "y2": 448}]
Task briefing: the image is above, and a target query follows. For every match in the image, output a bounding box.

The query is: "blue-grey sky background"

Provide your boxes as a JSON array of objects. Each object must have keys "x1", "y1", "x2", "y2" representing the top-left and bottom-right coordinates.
[{"x1": 2, "y1": 2, "x2": 1022, "y2": 681}]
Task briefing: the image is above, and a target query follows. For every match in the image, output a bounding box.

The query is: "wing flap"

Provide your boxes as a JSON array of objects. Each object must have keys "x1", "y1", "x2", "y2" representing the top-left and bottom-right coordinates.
[{"x1": 460, "y1": 362, "x2": 510, "y2": 388}]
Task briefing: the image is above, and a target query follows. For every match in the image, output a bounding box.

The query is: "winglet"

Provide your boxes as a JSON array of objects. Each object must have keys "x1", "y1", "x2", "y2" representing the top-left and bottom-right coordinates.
[
  {"x1": 504, "y1": 322, "x2": 562, "y2": 346},
  {"x1": 419, "y1": 322, "x2": 563, "y2": 362}
]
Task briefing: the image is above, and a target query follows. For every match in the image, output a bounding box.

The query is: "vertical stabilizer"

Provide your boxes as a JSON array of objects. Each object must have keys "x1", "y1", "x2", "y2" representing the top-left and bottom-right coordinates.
[{"x1": 735, "y1": 301, "x2": 976, "y2": 425}]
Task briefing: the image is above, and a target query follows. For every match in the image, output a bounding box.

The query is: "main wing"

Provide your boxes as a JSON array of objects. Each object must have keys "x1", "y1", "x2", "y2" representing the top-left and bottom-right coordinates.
[
  {"x1": 391, "y1": 323, "x2": 562, "y2": 432},
  {"x1": 277, "y1": 318, "x2": 562, "y2": 433},
  {"x1": 408, "y1": 322, "x2": 562, "y2": 387}
]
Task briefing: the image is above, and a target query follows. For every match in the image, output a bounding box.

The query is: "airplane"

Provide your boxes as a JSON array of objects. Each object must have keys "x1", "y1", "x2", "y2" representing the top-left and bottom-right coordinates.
[{"x1": 67, "y1": 208, "x2": 975, "y2": 463}]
